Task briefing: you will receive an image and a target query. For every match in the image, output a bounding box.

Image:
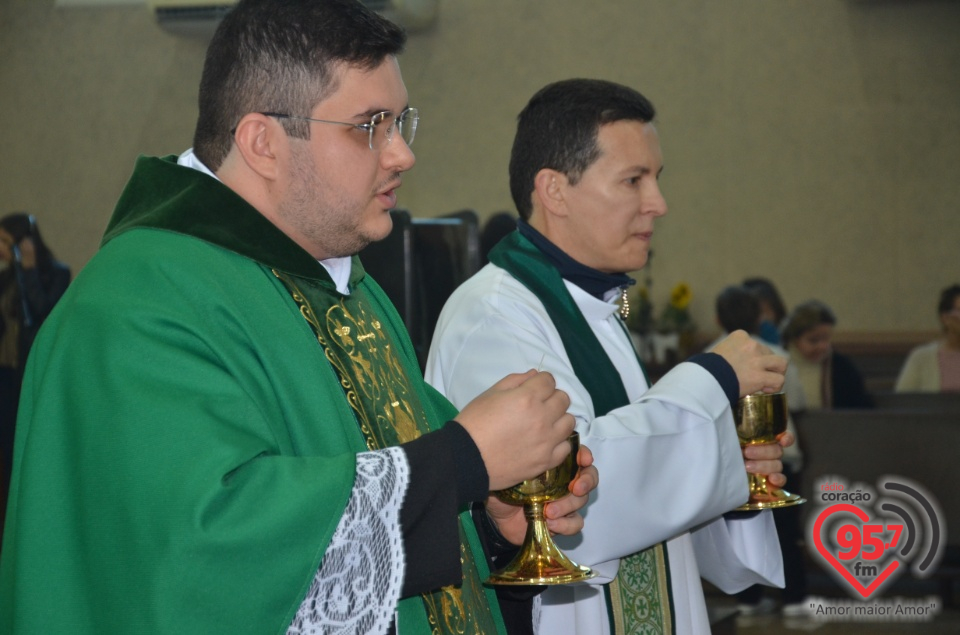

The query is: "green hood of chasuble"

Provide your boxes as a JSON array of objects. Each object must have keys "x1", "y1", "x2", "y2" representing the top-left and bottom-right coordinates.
[{"x1": 0, "y1": 155, "x2": 503, "y2": 634}]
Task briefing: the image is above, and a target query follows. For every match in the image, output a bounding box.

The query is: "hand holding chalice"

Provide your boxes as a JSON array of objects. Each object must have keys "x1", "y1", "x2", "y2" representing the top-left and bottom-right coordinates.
[
  {"x1": 486, "y1": 432, "x2": 596, "y2": 585},
  {"x1": 734, "y1": 392, "x2": 805, "y2": 511}
]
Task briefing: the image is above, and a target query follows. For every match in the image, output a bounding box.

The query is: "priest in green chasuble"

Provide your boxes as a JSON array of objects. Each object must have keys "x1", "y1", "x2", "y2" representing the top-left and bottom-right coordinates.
[{"x1": 0, "y1": 2, "x2": 598, "y2": 634}]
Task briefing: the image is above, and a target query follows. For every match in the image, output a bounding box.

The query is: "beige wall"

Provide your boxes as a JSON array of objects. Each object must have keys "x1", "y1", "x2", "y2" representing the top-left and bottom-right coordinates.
[{"x1": 2, "y1": 0, "x2": 958, "y2": 335}]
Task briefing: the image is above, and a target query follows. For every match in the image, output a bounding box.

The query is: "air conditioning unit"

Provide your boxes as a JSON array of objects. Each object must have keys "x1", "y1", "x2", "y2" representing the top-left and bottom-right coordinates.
[
  {"x1": 364, "y1": 0, "x2": 439, "y2": 31},
  {"x1": 146, "y1": 0, "x2": 233, "y2": 38},
  {"x1": 148, "y1": 0, "x2": 438, "y2": 39}
]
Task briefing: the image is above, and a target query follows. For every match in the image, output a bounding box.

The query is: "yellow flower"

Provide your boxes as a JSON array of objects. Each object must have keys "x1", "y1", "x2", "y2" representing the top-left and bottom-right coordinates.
[{"x1": 669, "y1": 282, "x2": 692, "y2": 310}]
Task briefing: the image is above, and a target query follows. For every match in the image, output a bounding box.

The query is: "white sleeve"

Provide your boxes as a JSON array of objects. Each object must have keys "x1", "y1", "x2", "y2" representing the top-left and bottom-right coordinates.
[
  {"x1": 550, "y1": 364, "x2": 749, "y2": 570},
  {"x1": 690, "y1": 512, "x2": 785, "y2": 592},
  {"x1": 426, "y1": 269, "x2": 751, "y2": 574}
]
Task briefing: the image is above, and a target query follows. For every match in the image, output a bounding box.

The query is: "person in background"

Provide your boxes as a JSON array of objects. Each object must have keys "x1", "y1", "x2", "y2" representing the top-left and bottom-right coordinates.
[
  {"x1": 427, "y1": 79, "x2": 791, "y2": 635},
  {"x1": 894, "y1": 284, "x2": 960, "y2": 393},
  {"x1": 743, "y1": 276, "x2": 787, "y2": 346},
  {"x1": 709, "y1": 284, "x2": 809, "y2": 617},
  {"x1": 0, "y1": 2, "x2": 597, "y2": 633},
  {"x1": 780, "y1": 299, "x2": 874, "y2": 409},
  {"x1": 0, "y1": 213, "x2": 71, "y2": 490}
]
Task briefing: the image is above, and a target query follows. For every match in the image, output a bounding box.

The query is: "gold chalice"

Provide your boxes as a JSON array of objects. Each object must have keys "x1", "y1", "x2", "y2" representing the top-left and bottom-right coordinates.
[
  {"x1": 734, "y1": 392, "x2": 806, "y2": 511},
  {"x1": 486, "y1": 432, "x2": 596, "y2": 585}
]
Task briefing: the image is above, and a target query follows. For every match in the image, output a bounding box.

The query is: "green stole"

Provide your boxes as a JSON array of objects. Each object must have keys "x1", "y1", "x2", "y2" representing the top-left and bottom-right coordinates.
[
  {"x1": 272, "y1": 270, "x2": 507, "y2": 635},
  {"x1": 489, "y1": 232, "x2": 675, "y2": 635}
]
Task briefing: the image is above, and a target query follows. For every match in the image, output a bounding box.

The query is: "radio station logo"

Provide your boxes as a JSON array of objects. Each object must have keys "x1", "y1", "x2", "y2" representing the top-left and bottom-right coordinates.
[{"x1": 805, "y1": 475, "x2": 945, "y2": 620}]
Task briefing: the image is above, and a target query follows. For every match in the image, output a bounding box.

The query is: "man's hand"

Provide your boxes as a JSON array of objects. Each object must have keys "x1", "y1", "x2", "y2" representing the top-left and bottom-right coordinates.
[
  {"x1": 485, "y1": 444, "x2": 598, "y2": 545},
  {"x1": 712, "y1": 330, "x2": 787, "y2": 397},
  {"x1": 456, "y1": 370, "x2": 575, "y2": 491},
  {"x1": 742, "y1": 430, "x2": 795, "y2": 488}
]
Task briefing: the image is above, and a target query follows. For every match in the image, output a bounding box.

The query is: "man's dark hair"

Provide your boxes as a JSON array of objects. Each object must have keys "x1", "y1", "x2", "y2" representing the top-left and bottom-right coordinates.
[
  {"x1": 715, "y1": 285, "x2": 761, "y2": 334},
  {"x1": 193, "y1": 0, "x2": 406, "y2": 170},
  {"x1": 509, "y1": 79, "x2": 656, "y2": 220}
]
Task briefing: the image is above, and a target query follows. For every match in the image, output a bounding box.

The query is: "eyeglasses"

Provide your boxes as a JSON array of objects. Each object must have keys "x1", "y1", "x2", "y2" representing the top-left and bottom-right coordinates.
[{"x1": 260, "y1": 107, "x2": 418, "y2": 150}]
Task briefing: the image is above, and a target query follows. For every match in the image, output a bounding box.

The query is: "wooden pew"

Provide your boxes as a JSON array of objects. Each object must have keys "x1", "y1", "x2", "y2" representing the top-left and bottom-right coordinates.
[
  {"x1": 799, "y1": 409, "x2": 960, "y2": 545},
  {"x1": 874, "y1": 392, "x2": 960, "y2": 412},
  {"x1": 832, "y1": 331, "x2": 937, "y2": 396},
  {"x1": 798, "y1": 409, "x2": 960, "y2": 604}
]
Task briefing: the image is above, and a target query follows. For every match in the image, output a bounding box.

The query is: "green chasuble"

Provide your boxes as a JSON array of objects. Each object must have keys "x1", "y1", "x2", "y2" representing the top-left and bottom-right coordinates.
[
  {"x1": 0, "y1": 155, "x2": 505, "y2": 634},
  {"x1": 271, "y1": 272, "x2": 504, "y2": 634},
  {"x1": 489, "y1": 232, "x2": 675, "y2": 635}
]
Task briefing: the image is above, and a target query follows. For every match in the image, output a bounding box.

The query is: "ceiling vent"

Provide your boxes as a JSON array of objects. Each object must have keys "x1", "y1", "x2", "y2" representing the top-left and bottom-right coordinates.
[
  {"x1": 148, "y1": 0, "x2": 438, "y2": 39},
  {"x1": 148, "y1": 1, "x2": 235, "y2": 38}
]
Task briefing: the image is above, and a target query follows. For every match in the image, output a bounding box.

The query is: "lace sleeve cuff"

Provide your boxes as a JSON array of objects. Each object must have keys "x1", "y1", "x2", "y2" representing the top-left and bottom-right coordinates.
[{"x1": 287, "y1": 447, "x2": 408, "y2": 635}]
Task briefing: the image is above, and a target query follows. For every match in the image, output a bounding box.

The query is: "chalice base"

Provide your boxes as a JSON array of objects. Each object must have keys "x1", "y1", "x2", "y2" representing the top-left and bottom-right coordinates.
[
  {"x1": 736, "y1": 477, "x2": 807, "y2": 511},
  {"x1": 487, "y1": 504, "x2": 596, "y2": 586}
]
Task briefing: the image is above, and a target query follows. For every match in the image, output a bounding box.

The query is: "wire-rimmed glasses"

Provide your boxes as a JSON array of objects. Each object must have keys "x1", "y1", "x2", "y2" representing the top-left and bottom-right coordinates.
[{"x1": 261, "y1": 107, "x2": 418, "y2": 150}]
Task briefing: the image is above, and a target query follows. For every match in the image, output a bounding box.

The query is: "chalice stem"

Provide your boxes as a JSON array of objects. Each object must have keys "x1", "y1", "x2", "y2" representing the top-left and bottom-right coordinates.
[
  {"x1": 748, "y1": 474, "x2": 771, "y2": 498},
  {"x1": 486, "y1": 431, "x2": 595, "y2": 585},
  {"x1": 486, "y1": 501, "x2": 595, "y2": 585}
]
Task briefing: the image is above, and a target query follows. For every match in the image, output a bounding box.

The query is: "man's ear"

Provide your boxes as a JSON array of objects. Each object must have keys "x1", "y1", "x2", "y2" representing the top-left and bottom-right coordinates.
[
  {"x1": 532, "y1": 168, "x2": 569, "y2": 218},
  {"x1": 232, "y1": 113, "x2": 284, "y2": 181}
]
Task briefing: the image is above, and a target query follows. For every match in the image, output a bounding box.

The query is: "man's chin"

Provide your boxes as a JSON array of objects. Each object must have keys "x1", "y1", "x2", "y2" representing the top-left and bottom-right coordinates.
[
  {"x1": 368, "y1": 212, "x2": 395, "y2": 242},
  {"x1": 344, "y1": 218, "x2": 395, "y2": 256}
]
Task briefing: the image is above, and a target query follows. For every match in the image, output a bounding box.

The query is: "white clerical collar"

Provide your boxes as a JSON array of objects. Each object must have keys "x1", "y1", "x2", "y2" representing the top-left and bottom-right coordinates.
[
  {"x1": 176, "y1": 148, "x2": 353, "y2": 294},
  {"x1": 565, "y1": 279, "x2": 621, "y2": 321},
  {"x1": 177, "y1": 147, "x2": 218, "y2": 179}
]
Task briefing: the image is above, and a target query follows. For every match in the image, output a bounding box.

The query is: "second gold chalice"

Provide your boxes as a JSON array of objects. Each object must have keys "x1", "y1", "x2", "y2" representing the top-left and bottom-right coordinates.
[
  {"x1": 735, "y1": 392, "x2": 806, "y2": 511},
  {"x1": 486, "y1": 432, "x2": 596, "y2": 585}
]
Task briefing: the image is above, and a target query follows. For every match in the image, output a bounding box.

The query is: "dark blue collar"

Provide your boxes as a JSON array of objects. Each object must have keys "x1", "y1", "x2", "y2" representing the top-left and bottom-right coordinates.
[{"x1": 516, "y1": 219, "x2": 635, "y2": 299}]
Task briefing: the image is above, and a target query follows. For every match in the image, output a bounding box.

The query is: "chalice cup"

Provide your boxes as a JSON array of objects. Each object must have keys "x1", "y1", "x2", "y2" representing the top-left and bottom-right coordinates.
[
  {"x1": 734, "y1": 392, "x2": 806, "y2": 511},
  {"x1": 487, "y1": 432, "x2": 596, "y2": 585}
]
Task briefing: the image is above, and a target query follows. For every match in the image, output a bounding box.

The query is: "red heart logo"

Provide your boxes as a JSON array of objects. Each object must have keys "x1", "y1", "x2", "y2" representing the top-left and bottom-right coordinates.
[{"x1": 812, "y1": 503, "x2": 901, "y2": 599}]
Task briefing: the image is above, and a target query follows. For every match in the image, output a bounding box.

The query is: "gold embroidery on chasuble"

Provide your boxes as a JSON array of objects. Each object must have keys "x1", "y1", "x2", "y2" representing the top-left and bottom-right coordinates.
[{"x1": 273, "y1": 271, "x2": 500, "y2": 634}]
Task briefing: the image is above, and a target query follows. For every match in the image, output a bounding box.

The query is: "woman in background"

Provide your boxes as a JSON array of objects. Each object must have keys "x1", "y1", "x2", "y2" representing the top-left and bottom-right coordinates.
[
  {"x1": 1, "y1": 213, "x2": 71, "y2": 487},
  {"x1": 895, "y1": 284, "x2": 960, "y2": 393},
  {"x1": 781, "y1": 299, "x2": 874, "y2": 409}
]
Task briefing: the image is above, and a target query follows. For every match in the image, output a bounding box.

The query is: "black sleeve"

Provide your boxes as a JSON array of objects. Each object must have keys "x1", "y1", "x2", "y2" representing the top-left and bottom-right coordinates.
[
  {"x1": 398, "y1": 422, "x2": 541, "y2": 632},
  {"x1": 687, "y1": 352, "x2": 740, "y2": 409},
  {"x1": 397, "y1": 420, "x2": 488, "y2": 597},
  {"x1": 471, "y1": 504, "x2": 541, "y2": 635},
  {"x1": 688, "y1": 353, "x2": 762, "y2": 521}
]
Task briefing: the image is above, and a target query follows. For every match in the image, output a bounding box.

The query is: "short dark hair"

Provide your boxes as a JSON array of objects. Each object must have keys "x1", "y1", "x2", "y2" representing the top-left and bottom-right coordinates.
[
  {"x1": 509, "y1": 79, "x2": 656, "y2": 220},
  {"x1": 742, "y1": 277, "x2": 787, "y2": 325},
  {"x1": 716, "y1": 285, "x2": 761, "y2": 334},
  {"x1": 937, "y1": 284, "x2": 960, "y2": 315},
  {"x1": 193, "y1": 0, "x2": 406, "y2": 170},
  {"x1": 781, "y1": 300, "x2": 837, "y2": 347}
]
